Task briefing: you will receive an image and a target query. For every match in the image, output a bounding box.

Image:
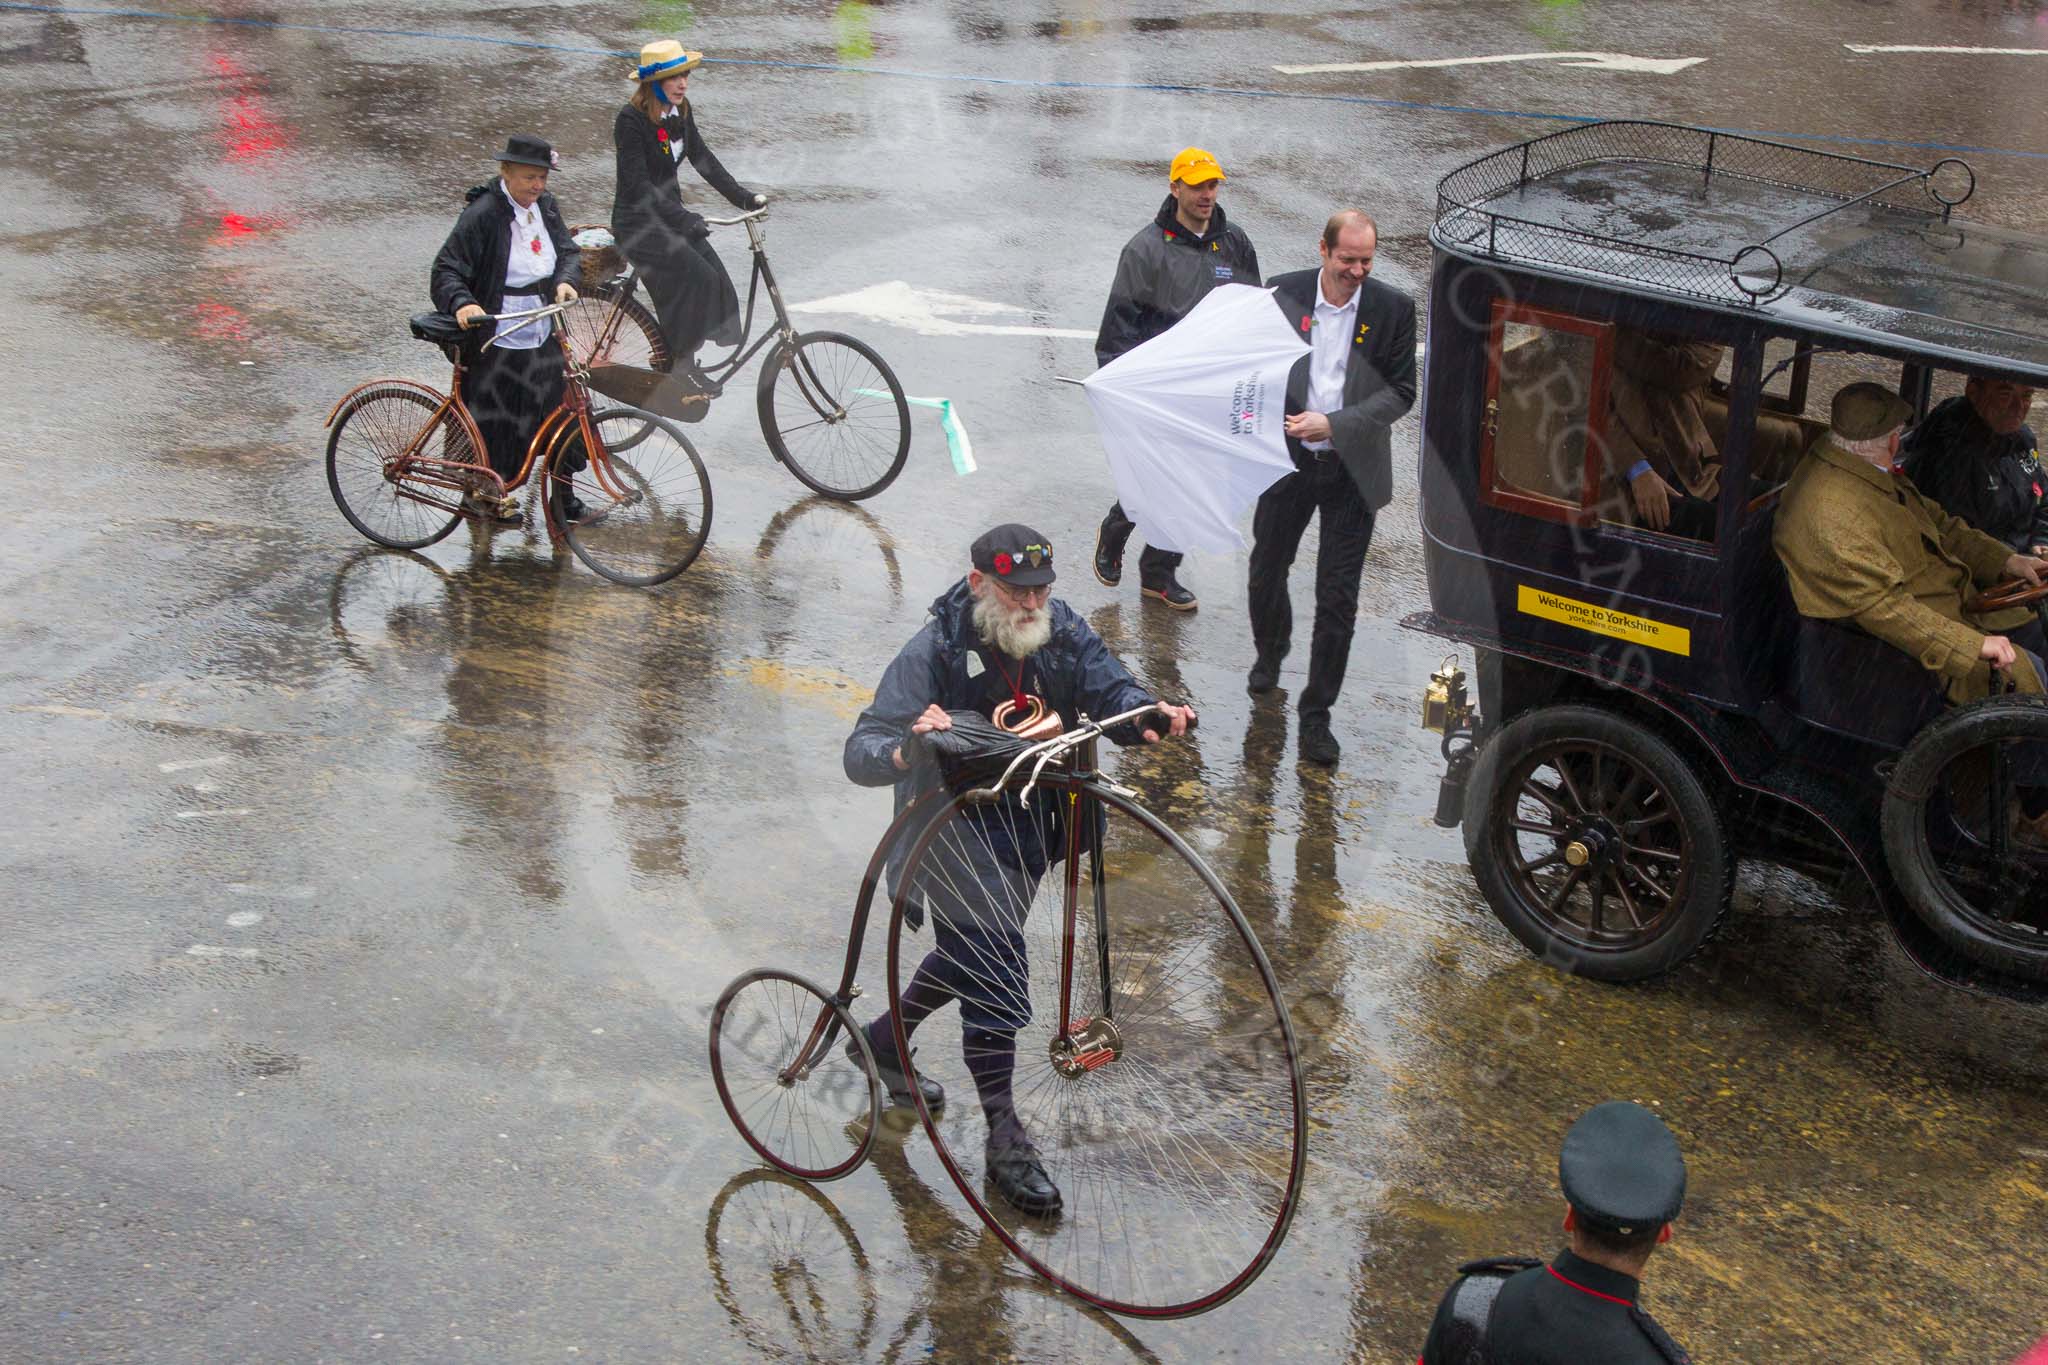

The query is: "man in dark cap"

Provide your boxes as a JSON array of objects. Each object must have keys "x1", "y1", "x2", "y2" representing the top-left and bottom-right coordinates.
[
  {"x1": 843, "y1": 524, "x2": 1194, "y2": 1215},
  {"x1": 1775, "y1": 382, "x2": 2048, "y2": 705},
  {"x1": 1417, "y1": 1100, "x2": 1693, "y2": 1364},
  {"x1": 1900, "y1": 375, "x2": 2048, "y2": 560}
]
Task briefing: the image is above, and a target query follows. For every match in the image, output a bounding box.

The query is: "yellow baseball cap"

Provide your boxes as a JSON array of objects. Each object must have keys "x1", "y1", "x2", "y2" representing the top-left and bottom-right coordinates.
[{"x1": 1170, "y1": 147, "x2": 1226, "y2": 185}]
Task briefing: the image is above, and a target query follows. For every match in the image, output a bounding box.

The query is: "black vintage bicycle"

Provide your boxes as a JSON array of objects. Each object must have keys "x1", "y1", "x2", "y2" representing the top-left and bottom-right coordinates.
[
  {"x1": 562, "y1": 205, "x2": 912, "y2": 502},
  {"x1": 708, "y1": 705, "x2": 1308, "y2": 1319}
]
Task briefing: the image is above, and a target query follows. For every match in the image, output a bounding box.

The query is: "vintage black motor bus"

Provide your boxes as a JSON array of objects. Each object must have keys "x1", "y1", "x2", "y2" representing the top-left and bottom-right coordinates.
[{"x1": 1406, "y1": 121, "x2": 2048, "y2": 995}]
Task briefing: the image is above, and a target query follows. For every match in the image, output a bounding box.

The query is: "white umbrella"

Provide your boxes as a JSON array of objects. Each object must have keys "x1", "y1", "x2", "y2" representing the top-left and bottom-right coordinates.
[{"x1": 1079, "y1": 283, "x2": 1310, "y2": 555}]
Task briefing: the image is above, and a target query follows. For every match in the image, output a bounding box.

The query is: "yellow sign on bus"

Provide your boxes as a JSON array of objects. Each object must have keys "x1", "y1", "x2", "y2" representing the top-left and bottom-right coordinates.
[{"x1": 1516, "y1": 584, "x2": 1692, "y2": 657}]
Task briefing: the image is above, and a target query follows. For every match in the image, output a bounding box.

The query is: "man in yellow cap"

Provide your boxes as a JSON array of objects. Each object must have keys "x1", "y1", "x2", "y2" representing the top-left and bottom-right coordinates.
[{"x1": 1092, "y1": 146, "x2": 1262, "y2": 610}]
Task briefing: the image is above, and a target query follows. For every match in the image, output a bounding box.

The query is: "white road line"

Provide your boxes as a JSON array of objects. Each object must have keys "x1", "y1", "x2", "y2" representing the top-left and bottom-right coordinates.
[
  {"x1": 159, "y1": 755, "x2": 230, "y2": 773},
  {"x1": 226, "y1": 882, "x2": 316, "y2": 899},
  {"x1": 186, "y1": 944, "x2": 260, "y2": 959},
  {"x1": 1274, "y1": 51, "x2": 1706, "y2": 77},
  {"x1": 173, "y1": 808, "x2": 255, "y2": 820},
  {"x1": 1844, "y1": 44, "x2": 2048, "y2": 56},
  {"x1": 791, "y1": 281, "x2": 1096, "y2": 339}
]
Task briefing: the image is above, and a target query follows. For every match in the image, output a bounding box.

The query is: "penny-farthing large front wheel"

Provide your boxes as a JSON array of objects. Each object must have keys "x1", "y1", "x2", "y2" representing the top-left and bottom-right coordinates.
[{"x1": 885, "y1": 776, "x2": 1307, "y2": 1318}]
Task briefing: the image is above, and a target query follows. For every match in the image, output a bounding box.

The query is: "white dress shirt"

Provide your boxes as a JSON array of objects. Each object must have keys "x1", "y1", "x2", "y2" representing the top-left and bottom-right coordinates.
[
  {"x1": 495, "y1": 181, "x2": 557, "y2": 350},
  {"x1": 1302, "y1": 286, "x2": 1358, "y2": 452}
]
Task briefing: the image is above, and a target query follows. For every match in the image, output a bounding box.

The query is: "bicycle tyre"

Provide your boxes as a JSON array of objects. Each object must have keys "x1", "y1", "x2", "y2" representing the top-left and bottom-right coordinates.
[
  {"x1": 884, "y1": 774, "x2": 1307, "y2": 1319},
  {"x1": 560, "y1": 281, "x2": 667, "y2": 371},
  {"x1": 710, "y1": 968, "x2": 882, "y2": 1182},
  {"x1": 558, "y1": 407, "x2": 713, "y2": 587},
  {"x1": 325, "y1": 385, "x2": 467, "y2": 549},
  {"x1": 756, "y1": 330, "x2": 910, "y2": 501}
]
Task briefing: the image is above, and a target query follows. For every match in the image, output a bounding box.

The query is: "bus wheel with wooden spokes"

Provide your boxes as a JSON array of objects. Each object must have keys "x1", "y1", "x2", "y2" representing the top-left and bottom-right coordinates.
[
  {"x1": 1464, "y1": 705, "x2": 1732, "y2": 983},
  {"x1": 1883, "y1": 695, "x2": 2048, "y2": 982}
]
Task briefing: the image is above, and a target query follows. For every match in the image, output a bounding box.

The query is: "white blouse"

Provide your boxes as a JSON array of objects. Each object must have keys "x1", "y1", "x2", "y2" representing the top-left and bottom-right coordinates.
[{"x1": 495, "y1": 181, "x2": 557, "y2": 350}]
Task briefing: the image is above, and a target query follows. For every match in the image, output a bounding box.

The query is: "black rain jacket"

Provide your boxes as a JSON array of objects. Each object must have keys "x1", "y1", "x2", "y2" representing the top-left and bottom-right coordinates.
[
  {"x1": 1900, "y1": 395, "x2": 2048, "y2": 555},
  {"x1": 429, "y1": 181, "x2": 580, "y2": 324},
  {"x1": 1094, "y1": 195, "x2": 1261, "y2": 367}
]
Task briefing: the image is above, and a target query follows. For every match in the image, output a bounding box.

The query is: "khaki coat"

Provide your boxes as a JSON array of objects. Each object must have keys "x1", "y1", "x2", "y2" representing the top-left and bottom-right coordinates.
[{"x1": 1774, "y1": 438, "x2": 2041, "y2": 701}]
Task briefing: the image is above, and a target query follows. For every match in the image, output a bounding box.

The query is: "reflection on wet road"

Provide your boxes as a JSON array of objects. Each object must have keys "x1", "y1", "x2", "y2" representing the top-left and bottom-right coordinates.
[{"x1": 5, "y1": 0, "x2": 2048, "y2": 1360}]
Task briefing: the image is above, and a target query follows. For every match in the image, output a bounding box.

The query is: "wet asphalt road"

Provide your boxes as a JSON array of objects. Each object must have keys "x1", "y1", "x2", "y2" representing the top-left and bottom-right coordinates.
[{"x1": 6, "y1": 1, "x2": 2048, "y2": 1360}]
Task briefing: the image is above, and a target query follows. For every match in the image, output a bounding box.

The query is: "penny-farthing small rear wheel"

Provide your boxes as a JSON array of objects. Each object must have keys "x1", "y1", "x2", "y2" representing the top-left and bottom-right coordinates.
[
  {"x1": 710, "y1": 968, "x2": 881, "y2": 1181},
  {"x1": 885, "y1": 776, "x2": 1307, "y2": 1318}
]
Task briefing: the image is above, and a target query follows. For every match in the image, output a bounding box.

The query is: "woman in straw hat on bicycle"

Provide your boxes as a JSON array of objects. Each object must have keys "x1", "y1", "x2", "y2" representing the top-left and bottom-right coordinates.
[
  {"x1": 430, "y1": 133, "x2": 584, "y2": 524},
  {"x1": 611, "y1": 40, "x2": 765, "y2": 390}
]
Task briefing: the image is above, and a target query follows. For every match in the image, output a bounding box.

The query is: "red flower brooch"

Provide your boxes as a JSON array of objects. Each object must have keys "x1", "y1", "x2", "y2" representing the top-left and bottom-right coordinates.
[
  {"x1": 657, "y1": 128, "x2": 670, "y2": 145},
  {"x1": 993, "y1": 552, "x2": 1013, "y2": 574}
]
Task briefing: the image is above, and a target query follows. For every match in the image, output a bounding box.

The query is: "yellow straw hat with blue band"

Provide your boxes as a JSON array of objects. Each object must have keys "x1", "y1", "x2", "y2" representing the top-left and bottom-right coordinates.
[{"x1": 633, "y1": 40, "x2": 702, "y2": 81}]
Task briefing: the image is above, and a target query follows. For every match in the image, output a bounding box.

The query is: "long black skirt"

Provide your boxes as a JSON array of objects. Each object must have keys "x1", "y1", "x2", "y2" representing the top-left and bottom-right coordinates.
[
  {"x1": 622, "y1": 229, "x2": 740, "y2": 368},
  {"x1": 466, "y1": 337, "x2": 564, "y2": 483}
]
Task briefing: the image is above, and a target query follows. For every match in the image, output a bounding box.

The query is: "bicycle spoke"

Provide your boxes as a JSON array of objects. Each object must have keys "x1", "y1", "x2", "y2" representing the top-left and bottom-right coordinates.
[{"x1": 887, "y1": 777, "x2": 1302, "y2": 1317}]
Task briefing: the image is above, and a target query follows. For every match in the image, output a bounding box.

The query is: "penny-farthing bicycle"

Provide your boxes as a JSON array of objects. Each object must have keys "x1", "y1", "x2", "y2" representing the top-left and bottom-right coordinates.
[
  {"x1": 561, "y1": 204, "x2": 912, "y2": 501},
  {"x1": 708, "y1": 705, "x2": 1308, "y2": 1318}
]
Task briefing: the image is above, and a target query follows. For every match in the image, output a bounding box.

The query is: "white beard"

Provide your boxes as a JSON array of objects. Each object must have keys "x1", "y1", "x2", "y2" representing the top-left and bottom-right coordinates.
[{"x1": 973, "y1": 590, "x2": 1053, "y2": 658}]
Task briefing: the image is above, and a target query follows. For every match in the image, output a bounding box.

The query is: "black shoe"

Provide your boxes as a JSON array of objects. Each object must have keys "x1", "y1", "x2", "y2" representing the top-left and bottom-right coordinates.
[
  {"x1": 1247, "y1": 654, "x2": 1282, "y2": 695},
  {"x1": 554, "y1": 491, "x2": 589, "y2": 524},
  {"x1": 986, "y1": 1133, "x2": 1062, "y2": 1216},
  {"x1": 1094, "y1": 516, "x2": 1130, "y2": 587},
  {"x1": 848, "y1": 1030, "x2": 945, "y2": 1110},
  {"x1": 1299, "y1": 717, "x2": 1340, "y2": 767},
  {"x1": 1140, "y1": 573, "x2": 1198, "y2": 611}
]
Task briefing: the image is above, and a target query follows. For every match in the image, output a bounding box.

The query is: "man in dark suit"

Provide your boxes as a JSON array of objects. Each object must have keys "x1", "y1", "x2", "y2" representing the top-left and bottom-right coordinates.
[{"x1": 1246, "y1": 210, "x2": 1417, "y2": 765}]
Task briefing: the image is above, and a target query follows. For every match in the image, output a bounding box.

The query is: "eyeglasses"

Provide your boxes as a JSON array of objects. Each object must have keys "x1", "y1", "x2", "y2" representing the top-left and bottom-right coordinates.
[{"x1": 990, "y1": 576, "x2": 1050, "y2": 605}]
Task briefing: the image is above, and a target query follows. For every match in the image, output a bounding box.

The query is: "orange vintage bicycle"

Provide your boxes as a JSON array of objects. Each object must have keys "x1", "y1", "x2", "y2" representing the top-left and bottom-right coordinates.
[{"x1": 323, "y1": 301, "x2": 713, "y2": 586}]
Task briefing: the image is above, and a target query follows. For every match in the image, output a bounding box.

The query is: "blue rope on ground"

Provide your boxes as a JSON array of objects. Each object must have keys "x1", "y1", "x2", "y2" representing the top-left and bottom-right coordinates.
[{"x1": 5, "y1": 0, "x2": 2046, "y2": 162}]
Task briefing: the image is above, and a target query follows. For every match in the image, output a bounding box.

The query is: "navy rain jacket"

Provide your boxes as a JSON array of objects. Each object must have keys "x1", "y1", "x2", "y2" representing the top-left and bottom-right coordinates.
[{"x1": 844, "y1": 579, "x2": 1158, "y2": 897}]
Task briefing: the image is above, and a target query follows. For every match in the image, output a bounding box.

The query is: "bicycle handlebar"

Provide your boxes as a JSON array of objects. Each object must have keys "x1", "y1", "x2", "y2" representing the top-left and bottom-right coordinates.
[
  {"x1": 475, "y1": 301, "x2": 572, "y2": 350},
  {"x1": 703, "y1": 201, "x2": 771, "y2": 227},
  {"x1": 967, "y1": 702, "x2": 1197, "y2": 806}
]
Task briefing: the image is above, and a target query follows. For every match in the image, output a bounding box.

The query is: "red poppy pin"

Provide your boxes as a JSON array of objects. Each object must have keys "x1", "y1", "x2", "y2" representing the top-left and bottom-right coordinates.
[
  {"x1": 657, "y1": 128, "x2": 670, "y2": 144},
  {"x1": 1300, "y1": 315, "x2": 1312, "y2": 334},
  {"x1": 994, "y1": 552, "x2": 1013, "y2": 575}
]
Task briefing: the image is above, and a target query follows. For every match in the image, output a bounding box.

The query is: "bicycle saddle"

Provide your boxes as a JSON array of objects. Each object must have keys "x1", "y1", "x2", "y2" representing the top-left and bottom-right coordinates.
[
  {"x1": 904, "y1": 710, "x2": 1038, "y2": 789},
  {"x1": 410, "y1": 311, "x2": 471, "y2": 347}
]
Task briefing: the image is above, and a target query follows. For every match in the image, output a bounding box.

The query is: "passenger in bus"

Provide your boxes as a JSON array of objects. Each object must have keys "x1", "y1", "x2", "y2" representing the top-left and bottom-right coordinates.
[
  {"x1": 1778, "y1": 383, "x2": 2048, "y2": 844},
  {"x1": 1775, "y1": 382, "x2": 2047, "y2": 703},
  {"x1": 1899, "y1": 375, "x2": 2048, "y2": 559},
  {"x1": 1605, "y1": 328, "x2": 1811, "y2": 541}
]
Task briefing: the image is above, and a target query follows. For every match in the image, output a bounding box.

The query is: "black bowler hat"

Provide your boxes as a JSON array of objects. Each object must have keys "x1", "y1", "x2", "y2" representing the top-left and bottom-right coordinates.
[
  {"x1": 1559, "y1": 1101, "x2": 1687, "y2": 1234},
  {"x1": 972, "y1": 523, "x2": 1057, "y2": 587},
  {"x1": 493, "y1": 134, "x2": 559, "y2": 171}
]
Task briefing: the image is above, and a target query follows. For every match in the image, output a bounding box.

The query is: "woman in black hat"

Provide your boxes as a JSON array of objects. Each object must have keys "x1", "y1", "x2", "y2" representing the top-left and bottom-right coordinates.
[
  {"x1": 429, "y1": 134, "x2": 583, "y2": 522},
  {"x1": 611, "y1": 41, "x2": 764, "y2": 386}
]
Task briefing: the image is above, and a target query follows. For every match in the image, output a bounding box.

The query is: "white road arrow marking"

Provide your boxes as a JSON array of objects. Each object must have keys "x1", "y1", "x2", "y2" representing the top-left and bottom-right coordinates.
[
  {"x1": 1273, "y1": 51, "x2": 1706, "y2": 77},
  {"x1": 1843, "y1": 44, "x2": 2048, "y2": 56},
  {"x1": 790, "y1": 281, "x2": 1096, "y2": 339}
]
